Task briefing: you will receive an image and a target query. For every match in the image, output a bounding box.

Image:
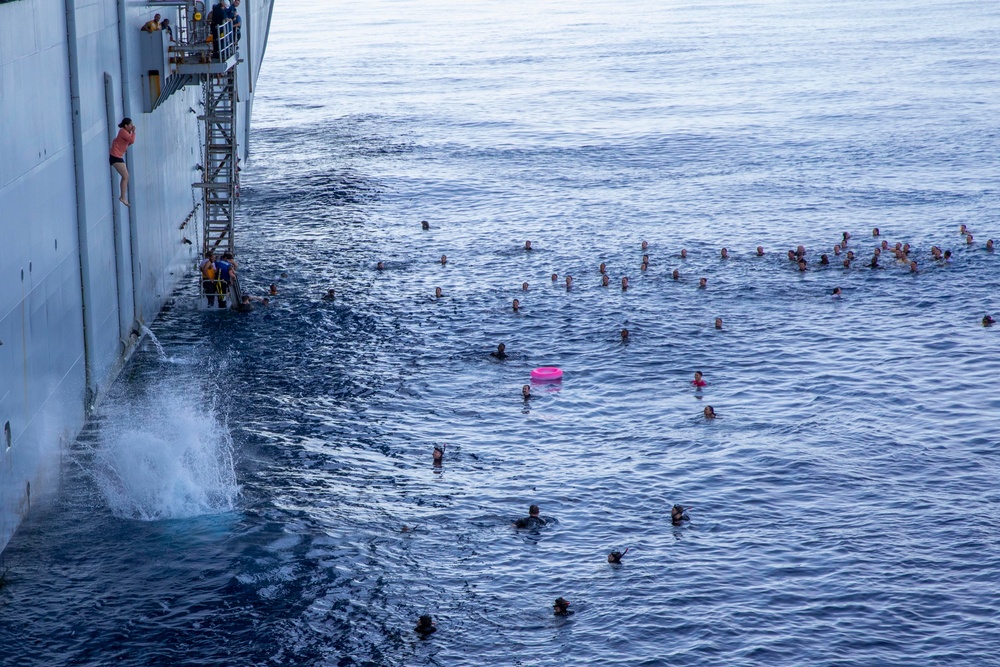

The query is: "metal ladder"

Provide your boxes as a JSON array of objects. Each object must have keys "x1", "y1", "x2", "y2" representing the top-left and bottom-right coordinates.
[{"x1": 197, "y1": 66, "x2": 238, "y2": 258}]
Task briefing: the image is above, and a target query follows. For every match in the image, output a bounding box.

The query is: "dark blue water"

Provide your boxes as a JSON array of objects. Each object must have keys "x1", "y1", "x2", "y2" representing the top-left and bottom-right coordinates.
[{"x1": 4, "y1": 0, "x2": 1000, "y2": 664}]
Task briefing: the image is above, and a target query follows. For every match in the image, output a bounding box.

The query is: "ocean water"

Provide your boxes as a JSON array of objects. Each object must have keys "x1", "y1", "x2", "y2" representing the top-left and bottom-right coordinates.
[{"x1": 3, "y1": 0, "x2": 1000, "y2": 665}]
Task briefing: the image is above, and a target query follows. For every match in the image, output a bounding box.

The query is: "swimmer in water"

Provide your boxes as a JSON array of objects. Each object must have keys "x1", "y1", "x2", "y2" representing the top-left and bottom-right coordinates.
[
  {"x1": 721, "y1": 247, "x2": 729, "y2": 259},
  {"x1": 599, "y1": 262, "x2": 606, "y2": 274},
  {"x1": 434, "y1": 287, "x2": 443, "y2": 299},
  {"x1": 960, "y1": 224, "x2": 968, "y2": 234},
  {"x1": 869, "y1": 256, "x2": 879, "y2": 269},
  {"x1": 491, "y1": 343, "x2": 507, "y2": 359},
  {"x1": 873, "y1": 227, "x2": 880, "y2": 237},
  {"x1": 440, "y1": 254, "x2": 447, "y2": 265},
  {"x1": 621, "y1": 328, "x2": 629, "y2": 342},
  {"x1": 798, "y1": 259, "x2": 807, "y2": 272},
  {"x1": 512, "y1": 298, "x2": 520, "y2": 311},
  {"x1": 910, "y1": 261, "x2": 918, "y2": 273},
  {"x1": 376, "y1": 261, "x2": 385, "y2": 271},
  {"x1": 640, "y1": 262, "x2": 648, "y2": 271},
  {"x1": 943, "y1": 250, "x2": 952, "y2": 261},
  {"x1": 987, "y1": 239, "x2": 995, "y2": 251},
  {"x1": 514, "y1": 504, "x2": 543, "y2": 528},
  {"x1": 842, "y1": 231, "x2": 850, "y2": 245},
  {"x1": 796, "y1": 245, "x2": 806, "y2": 258},
  {"x1": 983, "y1": 314, "x2": 996, "y2": 327},
  {"x1": 608, "y1": 548, "x2": 628, "y2": 564},
  {"x1": 703, "y1": 405, "x2": 716, "y2": 419},
  {"x1": 820, "y1": 254, "x2": 829, "y2": 265},
  {"x1": 874, "y1": 248, "x2": 882, "y2": 258},
  {"x1": 522, "y1": 282, "x2": 529, "y2": 291},
  {"x1": 787, "y1": 250, "x2": 796, "y2": 261},
  {"x1": 880, "y1": 240, "x2": 889, "y2": 252},
  {"x1": 832, "y1": 286, "x2": 842, "y2": 297},
  {"x1": 565, "y1": 275, "x2": 573, "y2": 289},
  {"x1": 671, "y1": 504, "x2": 690, "y2": 525},
  {"x1": 757, "y1": 246, "x2": 764, "y2": 256},
  {"x1": 847, "y1": 250, "x2": 855, "y2": 261},
  {"x1": 622, "y1": 276, "x2": 629, "y2": 290},
  {"x1": 692, "y1": 371, "x2": 706, "y2": 387},
  {"x1": 262, "y1": 298, "x2": 270, "y2": 306},
  {"x1": 525, "y1": 240, "x2": 532, "y2": 251},
  {"x1": 903, "y1": 243, "x2": 910, "y2": 254},
  {"x1": 551, "y1": 273, "x2": 558, "y2": 282},
  {"x1": 931, "y1": 246, "x2": 942, "y2": 260},
  {"x1": 421, "y1": 220, "x2": 430, "y2": 230},
  {"x1": 833, "y1": 245, "x2": 841, "y2": 256},
  {"x1": 842, "y1": 258, "x2": 851, "y2": 269},
  {"x1": 698, "y1": 277, "x2": 707, "y2": 289},
  {"x1": 715, "y1": 317, "x2": 723, "y2": 329},
  {"x1": 641, "y1": 240, "x2": 649, "y2": 250},
  {"x1": 432, "y1": 444, "x2": 445, "y2": 463},
  {"x1": 642, "y1": 254, "x2": 649, "y2": 265},
  {"x1": 322, "y1": 288, "x2": 336, "y2": 300},
  {"x1": 415, "y1": 615, "x2": 437, "y2": 635},
  {"x1": 522, "y1": 384, "x2": 531, "y2": 400},
  {"x1": 672, "y1": 269, "x2": 680, "y2": 280},
  {"x1": 269, "y1": 283, "x2": 278, "y2": 295},
  {"x1": 553, "y1": 597, "x2": 571, "y2": 615},
  {"x1": 680, "y1": 249, "x2": 687, "y2": 259},
  {"x1": 967, "y1": 234, "x2": 974, "y2": 245},
  {"x1": 602, "y1": 274, "x2": 610, "y2": 287}
]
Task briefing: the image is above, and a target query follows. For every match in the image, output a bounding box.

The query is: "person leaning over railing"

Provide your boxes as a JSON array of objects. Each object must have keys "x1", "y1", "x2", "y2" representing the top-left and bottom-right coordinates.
[
  {"x1": 140, "y1": 13, "x2": 161, "y2": 32},
  {"x1": 160, "y1": 18, "x2": 174, "y2": 42}
]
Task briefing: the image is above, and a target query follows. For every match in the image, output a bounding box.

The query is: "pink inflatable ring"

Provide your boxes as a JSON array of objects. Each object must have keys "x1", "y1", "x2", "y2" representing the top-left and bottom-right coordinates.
[{"x1": 531, "y1": 367, "x2": 563, "y2": 382}]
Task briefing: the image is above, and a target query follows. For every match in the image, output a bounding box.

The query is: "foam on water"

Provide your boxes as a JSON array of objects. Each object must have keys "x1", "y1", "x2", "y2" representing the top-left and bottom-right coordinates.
[{"x1": 91, "y1": 384, "x2": 239, "y2": 521}]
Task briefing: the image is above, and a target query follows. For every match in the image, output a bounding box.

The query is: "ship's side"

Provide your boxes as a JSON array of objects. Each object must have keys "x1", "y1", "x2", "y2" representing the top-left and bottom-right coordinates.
[{"x1": 0, "y1": 0, "x2": 274, "y2": 553}]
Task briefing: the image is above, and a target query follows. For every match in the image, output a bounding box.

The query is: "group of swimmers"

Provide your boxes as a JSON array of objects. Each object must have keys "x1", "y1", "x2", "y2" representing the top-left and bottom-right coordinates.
[
  {"x1": 408, "y1": 221, "x2": 999, "y2": 634},
  {"x1": 412, "y1": 500, "x2": 692, "y2": 633}
]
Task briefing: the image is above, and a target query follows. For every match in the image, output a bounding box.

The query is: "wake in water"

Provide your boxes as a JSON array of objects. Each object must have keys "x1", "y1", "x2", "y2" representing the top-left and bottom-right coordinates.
[{"x1": 91, "y1": 383, "x2": 239, "y2": 521}]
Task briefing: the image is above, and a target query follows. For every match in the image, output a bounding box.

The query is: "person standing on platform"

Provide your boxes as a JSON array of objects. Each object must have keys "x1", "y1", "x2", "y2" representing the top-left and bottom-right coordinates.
[{"x1": 227, "y1": 0, "x2": 242, "y2": 42}]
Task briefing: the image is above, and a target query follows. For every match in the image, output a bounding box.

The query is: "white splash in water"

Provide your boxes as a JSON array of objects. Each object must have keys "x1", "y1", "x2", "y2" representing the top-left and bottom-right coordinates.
[
  {"x1": 140, "y1": 324, "x2": 167, "y2": 361},
  {"x1": 93, "y1": 386, "x2": 239, "y2": 520}
]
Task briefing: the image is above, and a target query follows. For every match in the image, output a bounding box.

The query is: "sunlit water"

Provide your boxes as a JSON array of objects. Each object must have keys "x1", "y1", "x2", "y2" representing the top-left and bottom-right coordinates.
[{"x1": 3, "y1": 0, "x2": 1000, "y2": 665}]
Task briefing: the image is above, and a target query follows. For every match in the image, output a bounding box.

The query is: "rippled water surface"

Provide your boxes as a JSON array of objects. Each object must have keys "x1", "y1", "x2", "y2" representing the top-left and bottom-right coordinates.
[{"x1": 3, "y1": 0, "x2": 1000, "y2": 665}]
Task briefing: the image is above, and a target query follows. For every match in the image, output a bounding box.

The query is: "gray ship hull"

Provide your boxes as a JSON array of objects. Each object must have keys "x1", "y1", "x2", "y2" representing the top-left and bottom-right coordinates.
[{"x1": 0, "y1": 0, "x2": 273, "y2": 553}]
